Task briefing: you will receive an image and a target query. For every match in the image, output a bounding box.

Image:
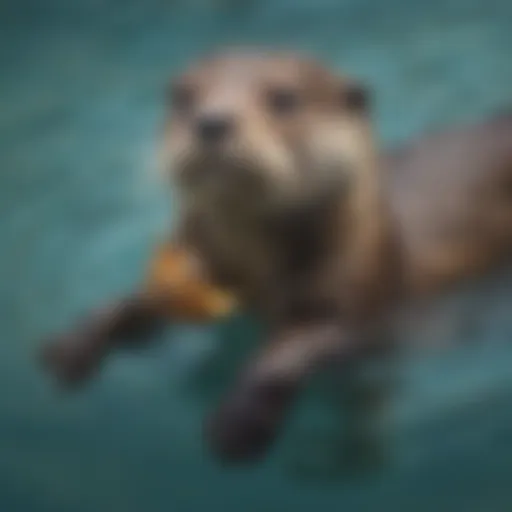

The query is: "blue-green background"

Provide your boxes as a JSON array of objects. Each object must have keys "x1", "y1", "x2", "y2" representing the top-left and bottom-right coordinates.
[{"x1": 2, "y1": 0, "x2": 512, "y2": 510}]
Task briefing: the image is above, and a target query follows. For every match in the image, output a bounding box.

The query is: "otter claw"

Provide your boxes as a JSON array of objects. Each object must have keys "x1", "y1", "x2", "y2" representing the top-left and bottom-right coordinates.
[
  {"x1": 205, "y1": 379, "x2": 295, "y2": 464},
  {"x1": 39, "y1": 335, "x2": 101, "y2": 388},
  {"x1": 206, "y1": 400, "x2": 276, "y2": 463}
]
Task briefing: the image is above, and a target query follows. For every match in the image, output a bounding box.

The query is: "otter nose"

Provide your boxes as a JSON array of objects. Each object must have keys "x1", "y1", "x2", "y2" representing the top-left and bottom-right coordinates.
[{"x1": 196, "y1": 114, "x2": 234, "y2": 144}]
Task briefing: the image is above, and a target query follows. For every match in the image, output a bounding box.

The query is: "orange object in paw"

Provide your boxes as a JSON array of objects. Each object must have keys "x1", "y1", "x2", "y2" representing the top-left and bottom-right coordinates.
[{"x1": 145, "y1": 243, "x2": 238, "y2": 322}]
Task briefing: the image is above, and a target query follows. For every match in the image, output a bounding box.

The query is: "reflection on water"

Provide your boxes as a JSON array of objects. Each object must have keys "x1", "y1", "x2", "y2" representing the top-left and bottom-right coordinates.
[{"x1": 2, "y1": 0, "x2": 512, "y2": 510}]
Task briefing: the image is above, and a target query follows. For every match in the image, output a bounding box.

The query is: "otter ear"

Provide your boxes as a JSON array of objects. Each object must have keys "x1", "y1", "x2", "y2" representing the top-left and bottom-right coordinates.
[{"x1": 340, "y1": 80, "x2": 370, "y2": 114}]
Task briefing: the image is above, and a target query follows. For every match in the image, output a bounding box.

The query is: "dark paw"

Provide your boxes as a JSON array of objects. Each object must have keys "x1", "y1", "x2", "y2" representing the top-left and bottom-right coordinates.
[
  {"x1": 39, "y1": 334, "x2": 102, "y2": 389},
  {"x1": 205, "y1": 379, "x2": 295, "y2": 464}
]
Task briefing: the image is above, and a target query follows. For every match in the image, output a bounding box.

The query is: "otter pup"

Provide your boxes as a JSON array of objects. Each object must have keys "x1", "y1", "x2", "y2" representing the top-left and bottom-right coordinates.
[{"x1": 40, "y1": 50, "x2": 512, "y2": 463}]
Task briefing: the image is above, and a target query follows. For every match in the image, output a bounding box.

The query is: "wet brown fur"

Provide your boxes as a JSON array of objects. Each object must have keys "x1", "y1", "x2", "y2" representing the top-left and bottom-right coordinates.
[{"x1": 39, "y1": 50, "x2": 512, "y2": 464}]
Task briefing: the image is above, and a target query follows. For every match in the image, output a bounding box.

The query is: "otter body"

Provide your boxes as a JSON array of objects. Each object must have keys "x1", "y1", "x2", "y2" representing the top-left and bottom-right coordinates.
[
  {"x1": 386, "y1": 113, "x2": 512, "y2": 296},
  {"x1": 40, "y1": 50, "x2": 512, "y2": 464}
]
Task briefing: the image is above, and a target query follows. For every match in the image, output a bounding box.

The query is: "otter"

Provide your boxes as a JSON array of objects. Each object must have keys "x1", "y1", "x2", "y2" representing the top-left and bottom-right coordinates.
[{"x1": 39, "y1": 50, "x2": 512, "y2": 464}]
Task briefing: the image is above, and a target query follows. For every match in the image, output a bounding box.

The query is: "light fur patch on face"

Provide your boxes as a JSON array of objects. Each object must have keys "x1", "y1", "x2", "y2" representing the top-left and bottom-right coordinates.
[
  {"x1": 163, "y1": 129, "x2": 196, "y2": 179},
  {"x1": 157, "y1": 122, "x2": 191, "y2": 183},
  {"x1": 235, "y1": 123, "x2": 297, "y2": 197},
  {"x1": 306, "y1": 117, "x2": 368, "y2": 180},
  {"x1": 164, "y1": 120, "x2": 298, "y2": 215}
]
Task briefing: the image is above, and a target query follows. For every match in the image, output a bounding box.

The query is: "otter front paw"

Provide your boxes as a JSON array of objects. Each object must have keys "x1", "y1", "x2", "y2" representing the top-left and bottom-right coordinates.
[
  {"x1": 39, "y1": 334, "x2": 103, "y2": 388},
  {"x1": 205, "y1": 378, "x2": 296, "y2": 464}
]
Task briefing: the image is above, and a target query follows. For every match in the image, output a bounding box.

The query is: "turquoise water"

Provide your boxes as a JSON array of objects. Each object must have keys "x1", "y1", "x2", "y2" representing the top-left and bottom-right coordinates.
[{"x1": 2, "y1": 0, "x2": 512, "y2": 510}]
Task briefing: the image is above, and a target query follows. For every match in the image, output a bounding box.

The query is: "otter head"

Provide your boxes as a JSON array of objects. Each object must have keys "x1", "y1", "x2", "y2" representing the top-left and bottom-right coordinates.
[{"x1": 161, "y1": 49, "x2": 374, "y2": 214}]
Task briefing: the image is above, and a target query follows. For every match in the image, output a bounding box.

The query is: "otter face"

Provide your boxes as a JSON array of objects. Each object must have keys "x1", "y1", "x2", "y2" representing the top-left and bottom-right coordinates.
[{"x1": 162, "y1": 50, "x2": 371, "y2": 211}]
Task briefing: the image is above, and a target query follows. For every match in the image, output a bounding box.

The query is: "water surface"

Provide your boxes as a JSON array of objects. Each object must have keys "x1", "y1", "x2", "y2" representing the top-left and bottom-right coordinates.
[{"x1": 2, "y1": 0, "x2": 512, "y2": 510}]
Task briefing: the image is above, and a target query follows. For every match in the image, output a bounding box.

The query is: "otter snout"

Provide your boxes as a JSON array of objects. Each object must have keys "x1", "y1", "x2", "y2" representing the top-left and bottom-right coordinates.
[{"x1": 195, "y1": 113, "x2": 235, "y2": 145}]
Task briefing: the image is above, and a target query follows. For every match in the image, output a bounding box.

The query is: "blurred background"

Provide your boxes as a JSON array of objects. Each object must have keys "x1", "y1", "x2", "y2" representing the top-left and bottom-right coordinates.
[{"x1": 2, "y1": 0, "x2": 512, "y2": 510}]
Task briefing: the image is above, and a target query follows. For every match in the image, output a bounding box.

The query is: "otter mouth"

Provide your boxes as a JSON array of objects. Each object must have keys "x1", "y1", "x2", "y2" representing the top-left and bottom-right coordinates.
[{"x1": 177, "y1": 149, "x2": 270, "y2": 193}]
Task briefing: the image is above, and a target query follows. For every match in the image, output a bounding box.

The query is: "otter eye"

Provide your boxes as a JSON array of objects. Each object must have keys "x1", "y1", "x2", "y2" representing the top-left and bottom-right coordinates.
[
  {"x1": 341, "y1": 82, "x2": 369, "y2": 113},
  {"x1": 168, "y1": 84, "x2": 195, "y2": 114},
  {"x1": 266, "y1": 87, "x2": 300, "y2": 115}
]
